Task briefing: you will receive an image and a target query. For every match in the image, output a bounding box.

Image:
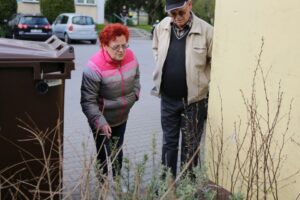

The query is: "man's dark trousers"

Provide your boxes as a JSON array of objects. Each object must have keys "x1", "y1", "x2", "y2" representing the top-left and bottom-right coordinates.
[{"x1": 161, "y1": 95, "x2": 207, "y2": 178}]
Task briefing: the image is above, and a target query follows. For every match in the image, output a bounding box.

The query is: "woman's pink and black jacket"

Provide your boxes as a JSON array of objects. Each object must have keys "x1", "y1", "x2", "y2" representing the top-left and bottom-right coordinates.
[{"x1": 80, "y1": 48, "x2": 140, "y2": 131}]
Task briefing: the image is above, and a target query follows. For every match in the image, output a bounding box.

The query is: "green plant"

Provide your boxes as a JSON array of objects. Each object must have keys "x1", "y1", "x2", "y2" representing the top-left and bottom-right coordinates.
[
  {"x1": 96, "y1": 24, "x2": 105, "y2": 33},
  {"x1": 0, "y1": 0, "x2": 16, "y2": 37},
  {"x1": 193, "y1": 0, "x2": 215, "y2": 25},
  {"x1": 230, "y1": 191, "x2": 244, "y2": 200},
  {"x1": 40, "y1": 0, "x2": 75, "y2": 23},
  {"x1": 0, "y1": 25, "x2": 8, "y2": 38},
  {"x1": 136, "y1": 24, "x2": 153, "y2": 32},
  {"x1": 144, "y1": 0, "x2": 166, "y2": 24},
  {"x1": 0, "y1": 0, "x2": 17, "y2": 24},
  {"x1": 204, "y1": 190, "x2": 217, "y2": 200},
  {"x1": 176, "y1": 171, "x2": 202, "y2": 199},
  {"x1": 0, "y1": 116, "x2": 224, "y2": 199},
  {"x1": 123, "y1": 156, "x2": 131, "y2": 193},
  {"x1": 132, "y1": 154, "x2": 148, "y2": 200}
]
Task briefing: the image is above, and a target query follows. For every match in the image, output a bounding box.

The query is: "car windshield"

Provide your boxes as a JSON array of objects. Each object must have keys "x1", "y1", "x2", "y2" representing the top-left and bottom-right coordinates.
[
  {"x1": 72, "y1": 16, "x2": 94, "y2": 25},
  {"x1": 20, "y1": 16, "x2": 49, "y2": 25}
]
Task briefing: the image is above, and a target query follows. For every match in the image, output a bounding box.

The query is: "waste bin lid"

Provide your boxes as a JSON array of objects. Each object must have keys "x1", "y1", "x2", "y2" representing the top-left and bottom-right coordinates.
[{"x1": 0, "y1": 35, "x2": 74, "y2": 61}]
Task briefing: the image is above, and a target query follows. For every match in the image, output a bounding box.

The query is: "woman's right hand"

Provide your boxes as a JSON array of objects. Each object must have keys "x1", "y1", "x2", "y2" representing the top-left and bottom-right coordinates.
[{"x1": 101, "y1": 124, "x2": 112, "y2": 139}]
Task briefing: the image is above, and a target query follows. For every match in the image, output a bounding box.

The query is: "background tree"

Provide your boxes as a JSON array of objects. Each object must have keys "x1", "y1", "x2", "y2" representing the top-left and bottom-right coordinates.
[
  {"x1": 0, "y1": 0, "x2": 17, "y2": 24},
  {"x1": 104, "y1": 0, "x2": 215, "y2": 25},
  {"x1": 144, "y1": 0, "x2": 166, "y2": 24},
  {"x1": 0, "y1": 0, "x2": 17, "y2": 37},
  {"x1": 105, "y1": 0, "x2": 126, "y2": 23},
  {"x1": 128, "y1": 0, "x2": 144, "y2": 25},
  {"x1": 193, "y1": 0, "x2": 215, "y2": 25},
  {"x1": 105, "y1": 0, "x2": 166, "y2": 25},
  {"x1": 40, "y1": 0, "x2": 75, "y2": 23}
]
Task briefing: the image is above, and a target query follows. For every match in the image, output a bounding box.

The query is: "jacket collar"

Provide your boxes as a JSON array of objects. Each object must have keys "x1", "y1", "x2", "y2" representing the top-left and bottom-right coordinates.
[
  {"x1": 161, "y1": 12, "x2": 203, "y2": 35},
  {"x1": 189, "y1": 13, "x2": 203, "y2": 35},
  {"x1": 101, "y1": 48, "x2": 123, "y2": 66}
]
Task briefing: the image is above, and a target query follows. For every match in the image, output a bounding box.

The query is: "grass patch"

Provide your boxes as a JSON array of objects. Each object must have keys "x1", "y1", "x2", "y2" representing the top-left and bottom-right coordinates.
[
  {"x1": 95, "y1": 24, "x2": 105, "y2": 33},
  {"x1": 134, "y1": 25, "x2": 152, "y2": 32}
]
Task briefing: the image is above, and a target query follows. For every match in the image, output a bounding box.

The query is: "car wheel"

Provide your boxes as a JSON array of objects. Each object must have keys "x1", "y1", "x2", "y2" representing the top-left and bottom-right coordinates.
[
  {"x1": 90, "y1": 39, "x2": 97, "y2": 44},
  {"x1": 64, "y1": 33, "x2": 71, "y2": 44}
]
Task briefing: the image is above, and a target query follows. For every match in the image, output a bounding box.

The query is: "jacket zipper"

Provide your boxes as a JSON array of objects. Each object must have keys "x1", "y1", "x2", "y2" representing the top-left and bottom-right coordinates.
[{"x1": 119, "y1": 64, "x2": 126, "y2": 117}]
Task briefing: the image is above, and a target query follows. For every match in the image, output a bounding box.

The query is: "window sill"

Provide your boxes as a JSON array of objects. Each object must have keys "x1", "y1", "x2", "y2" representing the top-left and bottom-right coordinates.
[
  {"x1": 22, "y1": 0, "x2": 39, "y2": 3},
  {"x1": 75, "y1": 3, "x2": 96, "y2": 7}
]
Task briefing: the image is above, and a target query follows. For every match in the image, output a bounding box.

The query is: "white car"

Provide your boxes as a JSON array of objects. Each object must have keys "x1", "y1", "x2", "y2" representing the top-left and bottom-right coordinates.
[{"x1": 52, "y1": 13, "x2": 97, "y2": 44}]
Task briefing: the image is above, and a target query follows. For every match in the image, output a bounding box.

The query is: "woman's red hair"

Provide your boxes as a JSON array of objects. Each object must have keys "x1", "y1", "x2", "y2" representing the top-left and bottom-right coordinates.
[{"x1": 99, "y1": 23, "x2": 129, "y2": 46}]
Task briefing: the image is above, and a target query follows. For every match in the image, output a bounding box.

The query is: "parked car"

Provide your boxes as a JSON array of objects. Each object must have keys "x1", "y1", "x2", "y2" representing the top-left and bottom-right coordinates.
[
  {"x1": 7, "y1": 13, "x2": 52, "y2": 41},
  {"x1": 52, "y1": 13, "x2": 97, "y2": 44}
]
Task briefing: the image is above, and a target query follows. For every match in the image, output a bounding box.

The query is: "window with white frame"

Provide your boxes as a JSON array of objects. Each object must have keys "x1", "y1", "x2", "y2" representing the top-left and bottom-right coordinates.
[{"x1": 76, "y1": 0, "x2": 95, "y2": 4}]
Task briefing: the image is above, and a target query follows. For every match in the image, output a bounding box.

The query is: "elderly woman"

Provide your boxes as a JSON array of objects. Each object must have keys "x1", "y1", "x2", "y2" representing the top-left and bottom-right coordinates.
[{"x1": 80, "y1": 23, "x2": 140, "y2": 178}]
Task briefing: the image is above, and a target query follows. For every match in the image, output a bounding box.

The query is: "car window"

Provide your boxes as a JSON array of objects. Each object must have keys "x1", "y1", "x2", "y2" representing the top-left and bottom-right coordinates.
[
  {"x1": 72, "y1": 16, "x2": 94, "y2": 25},
  {"x1": 61, "y1": 16, "x2": 68, "y2": 24},
  {"x1": 20, "y1": 17, "x2": 49, "y2": 25},
  {"x1": 9, "y1": 14, "x2": 21, "y2": 25},
  {"x1": 9, "y1": 14, "x2": 17, "y2": 21},
  {"x1": 55, "y1": 15, "x2": 63, "y2": 24}
]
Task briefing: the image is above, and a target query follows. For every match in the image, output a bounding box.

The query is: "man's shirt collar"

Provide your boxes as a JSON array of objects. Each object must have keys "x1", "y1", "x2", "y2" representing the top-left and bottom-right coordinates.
[{"x1": 171, "y1": 13, "x2": 193, "y2": 39}]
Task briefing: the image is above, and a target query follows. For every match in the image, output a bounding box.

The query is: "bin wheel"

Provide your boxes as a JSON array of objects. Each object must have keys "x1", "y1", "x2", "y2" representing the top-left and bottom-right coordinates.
[{"x1": 64, "y1": 33, "x2": 71, "y2": 44}]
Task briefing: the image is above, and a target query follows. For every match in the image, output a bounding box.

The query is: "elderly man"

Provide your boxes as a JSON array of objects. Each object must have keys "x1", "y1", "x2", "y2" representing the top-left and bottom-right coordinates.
[{"x1": 152, "y1": 0, "x2": 213, "y2": 178}]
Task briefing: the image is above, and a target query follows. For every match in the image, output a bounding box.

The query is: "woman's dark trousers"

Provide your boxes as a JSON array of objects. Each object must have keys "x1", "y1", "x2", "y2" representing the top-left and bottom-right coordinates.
[{"x1": 93, "y1": 122, "x2": 127, "y2": 177}]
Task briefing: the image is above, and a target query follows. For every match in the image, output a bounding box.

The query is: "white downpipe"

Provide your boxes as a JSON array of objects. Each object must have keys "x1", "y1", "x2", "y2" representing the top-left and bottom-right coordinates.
[{"x1": 97, "y1": 0, "x2": 105, "y2": 24}]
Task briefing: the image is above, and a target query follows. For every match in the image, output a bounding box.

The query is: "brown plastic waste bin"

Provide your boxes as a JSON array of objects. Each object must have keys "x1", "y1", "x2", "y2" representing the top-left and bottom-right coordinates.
[{"x1": 0, "y1": 36, "x2": 74, "y2": 200}]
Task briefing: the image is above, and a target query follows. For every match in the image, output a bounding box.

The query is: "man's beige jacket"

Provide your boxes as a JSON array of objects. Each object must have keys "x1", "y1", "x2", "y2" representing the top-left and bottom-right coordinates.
[{"x1": 152, "y1": 13, "x2": 213, "y2": 105}]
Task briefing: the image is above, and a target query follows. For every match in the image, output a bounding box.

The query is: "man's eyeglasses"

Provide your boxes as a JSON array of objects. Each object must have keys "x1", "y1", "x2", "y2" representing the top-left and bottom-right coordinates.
[
  {"x1": 109, "y1": 44, "x2": 129, "y2": 51},
  {"x1": 168, "y1": 10, "x2": 187, "y2": 18}
]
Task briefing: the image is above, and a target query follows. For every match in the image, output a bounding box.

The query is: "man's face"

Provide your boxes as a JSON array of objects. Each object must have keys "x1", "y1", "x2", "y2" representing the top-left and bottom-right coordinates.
[{"x1": 168, "y1": 0, "x2": 192, "y2": 29}]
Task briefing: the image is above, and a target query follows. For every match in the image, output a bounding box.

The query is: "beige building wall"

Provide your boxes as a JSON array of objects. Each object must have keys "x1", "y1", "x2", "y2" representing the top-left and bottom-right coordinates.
[
  {"x1": 17, "y1": 2, "x2": 40, "y2": 14},
  {"x1": 17, "y1": 3, "x2": 98, "y2": 22},
  {"x1": 75, "y1": 5, "x2": 97, "y2": 22},
  {"x1": 207, "y1": 0, "x2": 300, "y2": 199}
]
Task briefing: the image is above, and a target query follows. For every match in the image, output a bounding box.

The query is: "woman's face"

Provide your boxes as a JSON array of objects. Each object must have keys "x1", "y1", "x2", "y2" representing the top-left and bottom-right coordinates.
[{"x1": 104, "y1": 35, "x2": 128, "y2": 62}]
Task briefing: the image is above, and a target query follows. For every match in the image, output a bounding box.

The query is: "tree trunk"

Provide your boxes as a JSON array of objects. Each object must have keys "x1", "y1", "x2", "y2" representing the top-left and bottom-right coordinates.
[{"x1": 137, "y1": 9, "x2": 140, "y2": 25}]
